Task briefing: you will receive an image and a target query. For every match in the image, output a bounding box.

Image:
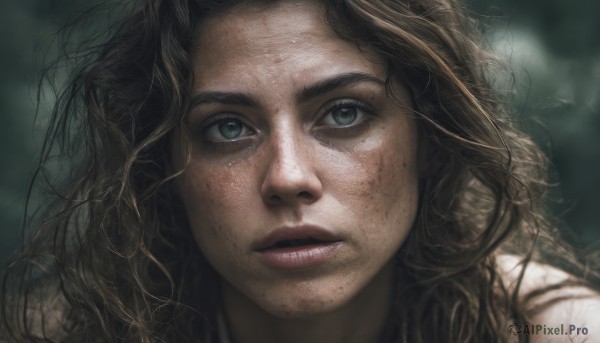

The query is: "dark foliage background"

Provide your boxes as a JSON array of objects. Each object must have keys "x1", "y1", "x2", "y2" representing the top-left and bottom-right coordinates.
[{"x1": 1, "y1": 0, "x2": 599, "y2": 262}]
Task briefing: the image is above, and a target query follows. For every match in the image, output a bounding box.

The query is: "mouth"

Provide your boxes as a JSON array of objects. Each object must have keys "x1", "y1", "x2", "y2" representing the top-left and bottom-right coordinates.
[
  {"x1": 253, "y1": 225, "x2": 342, "y2": 251},
  {"x1": 260, "y1": 237, "x2": 336, "y2": 251},
  {"x1": 253, "y1": 225, "x2": 342, "y2": 269}
]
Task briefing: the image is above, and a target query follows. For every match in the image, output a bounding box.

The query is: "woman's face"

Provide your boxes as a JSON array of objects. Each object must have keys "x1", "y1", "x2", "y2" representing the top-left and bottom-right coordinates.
[{"x1": 175, "y1": 2, "x2": 420, "y2": 317}]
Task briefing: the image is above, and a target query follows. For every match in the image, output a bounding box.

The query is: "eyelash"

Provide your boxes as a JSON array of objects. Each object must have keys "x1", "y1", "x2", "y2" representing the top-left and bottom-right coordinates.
[
  {"x1": 321, "y1": 99, "x2": 374, "y2": 125},
  {"x1": 206, "y1": 115, "x2": 247, "y2": 132},
  {"x1": 193, "y1": 114, "x2": 255, "y2": 153},
  {"x1": 315, "y1": 99, "x2": 375, "y2": 138},
  {"x1": 194, "y1": 98, "x2": 375, "y2": 144}
]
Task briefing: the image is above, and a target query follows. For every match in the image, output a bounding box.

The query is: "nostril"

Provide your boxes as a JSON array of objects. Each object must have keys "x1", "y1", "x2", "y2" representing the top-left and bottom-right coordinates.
[
  {"x1": 265, "y1": 191, "x2": 315, "y2": 206},
  {"x1": 269, "y1": 194, "x2": 283, "y2": 203},
  {"x1": 298, "y1": 191, "x2": 313, "y2": 199}
]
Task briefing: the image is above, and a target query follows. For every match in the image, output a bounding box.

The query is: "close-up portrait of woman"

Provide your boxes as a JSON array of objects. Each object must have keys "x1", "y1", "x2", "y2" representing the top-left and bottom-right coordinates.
[{"x1": 1, "y1": 0, "x2": 600, "y2": 342}]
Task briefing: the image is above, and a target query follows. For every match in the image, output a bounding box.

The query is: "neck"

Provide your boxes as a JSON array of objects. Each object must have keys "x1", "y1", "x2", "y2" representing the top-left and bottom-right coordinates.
[{"x1": 221, "y1": 263, "x2": 395, "y2": 343}]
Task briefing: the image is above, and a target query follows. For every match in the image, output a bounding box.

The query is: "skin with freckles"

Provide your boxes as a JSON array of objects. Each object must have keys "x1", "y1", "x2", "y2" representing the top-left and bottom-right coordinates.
[{"x1": 174, "y1": 2, "x2": 419, "y2": 342}]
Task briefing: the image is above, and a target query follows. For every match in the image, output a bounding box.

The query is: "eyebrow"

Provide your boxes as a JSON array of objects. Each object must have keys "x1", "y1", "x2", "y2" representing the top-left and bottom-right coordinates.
[
  {"x1": 296, "y1": 72, "x2": 385, "y2": 103},
  {"x1": 191, "y1": 91, "x2": 261, "y2": 108},
  {"x1": 190, "y1": 72, "x2": 385, "y2": 109}
]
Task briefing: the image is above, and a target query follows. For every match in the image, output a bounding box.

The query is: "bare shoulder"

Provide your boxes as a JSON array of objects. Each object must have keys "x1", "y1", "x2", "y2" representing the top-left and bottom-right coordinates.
[{"x1": 497, "y1": 254, "x2": 600, "y2": 342}]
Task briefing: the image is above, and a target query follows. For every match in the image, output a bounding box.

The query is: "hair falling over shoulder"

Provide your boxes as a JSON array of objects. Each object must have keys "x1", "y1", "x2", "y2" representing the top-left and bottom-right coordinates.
[{"x1": 1, "y1": 0, "x2": 598, "y2": 342}]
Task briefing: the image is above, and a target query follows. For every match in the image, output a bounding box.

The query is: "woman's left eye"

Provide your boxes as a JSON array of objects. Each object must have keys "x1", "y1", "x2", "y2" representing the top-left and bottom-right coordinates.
[{"x1": 322, "y1": 102, "x2": 368, "y2": 127}]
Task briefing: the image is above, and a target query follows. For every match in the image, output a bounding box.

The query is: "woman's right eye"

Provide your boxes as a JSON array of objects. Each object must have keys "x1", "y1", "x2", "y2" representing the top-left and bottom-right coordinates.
[{"x1": 203, "y1": 117, "x2": 252, "y2": 142}]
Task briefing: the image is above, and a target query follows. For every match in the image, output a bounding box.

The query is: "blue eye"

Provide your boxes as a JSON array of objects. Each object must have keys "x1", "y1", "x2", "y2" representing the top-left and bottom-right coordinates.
[
  {"x1": 204, "y1": 118, "x2": 251, "y2": 142},
  {"x1": 323, "y1": 103, "x2": 366, "y2": 127}
]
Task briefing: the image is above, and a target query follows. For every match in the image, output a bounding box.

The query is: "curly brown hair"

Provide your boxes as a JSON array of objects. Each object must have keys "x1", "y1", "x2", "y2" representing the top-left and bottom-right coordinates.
[{"x1": 1, "y1": 0, "x2": 597, "y2": 342}]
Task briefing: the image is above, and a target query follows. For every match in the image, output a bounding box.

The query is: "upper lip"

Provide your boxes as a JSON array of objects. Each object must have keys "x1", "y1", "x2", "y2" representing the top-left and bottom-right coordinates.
[{"x1": 253, "y1": 224, "x2": 342, "y2": 251}]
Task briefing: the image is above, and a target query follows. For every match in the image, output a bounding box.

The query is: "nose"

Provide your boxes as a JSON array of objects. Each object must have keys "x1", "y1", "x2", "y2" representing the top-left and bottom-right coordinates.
[{"x1": 260, "y1": 133, "x2": 323, "y2": 207}]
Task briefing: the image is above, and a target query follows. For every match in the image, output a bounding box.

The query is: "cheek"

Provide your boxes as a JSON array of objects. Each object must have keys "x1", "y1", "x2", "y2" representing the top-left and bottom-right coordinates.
[
  {"x1": 328, "y1": 127, "x2": 419, "y2": 247},
  {"x1": 177, "y1": 162, "x2": 250, "y2": 255}
]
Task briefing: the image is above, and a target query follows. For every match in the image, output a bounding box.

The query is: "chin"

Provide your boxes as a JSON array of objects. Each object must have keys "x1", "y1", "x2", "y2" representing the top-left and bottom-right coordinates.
[
  {"x1": 260, "y1": 294, "x2": 348, "y2": 319},
  {"x1": 250, "y1": 279, "x2": 359, "y2": 319}
]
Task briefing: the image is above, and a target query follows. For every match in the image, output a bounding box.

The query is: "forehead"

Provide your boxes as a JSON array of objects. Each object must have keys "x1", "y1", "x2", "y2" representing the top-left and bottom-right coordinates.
[
  {"x1": 190, "y1": 2, "x2": 386, "y2": 91},
  {"x1": 194, "y1": 2, "x2": 328, "y2": 49}
]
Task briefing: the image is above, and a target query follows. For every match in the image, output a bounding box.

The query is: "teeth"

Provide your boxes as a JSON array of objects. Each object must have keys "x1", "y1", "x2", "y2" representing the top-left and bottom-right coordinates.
[{"x1": 275, "y1": 238, "x2": 320, "y2": 248}]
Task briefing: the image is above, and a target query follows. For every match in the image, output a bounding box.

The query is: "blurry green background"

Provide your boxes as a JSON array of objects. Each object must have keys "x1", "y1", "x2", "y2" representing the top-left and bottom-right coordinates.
[{"x1": 1, "y1": 0, "x2": 599, "y2": 262}]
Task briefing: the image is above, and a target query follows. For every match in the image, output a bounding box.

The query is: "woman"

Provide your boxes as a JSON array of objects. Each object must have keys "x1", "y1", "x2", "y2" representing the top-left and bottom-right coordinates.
[{"x1": 2, "y1": 0, "x2": 599, "y2": 342}]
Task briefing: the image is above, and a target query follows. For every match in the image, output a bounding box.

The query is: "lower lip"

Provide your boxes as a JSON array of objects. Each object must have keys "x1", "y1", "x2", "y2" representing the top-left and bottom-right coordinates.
[{"x1": 256, "y1": 241, "x2": 342, "y2": 269}]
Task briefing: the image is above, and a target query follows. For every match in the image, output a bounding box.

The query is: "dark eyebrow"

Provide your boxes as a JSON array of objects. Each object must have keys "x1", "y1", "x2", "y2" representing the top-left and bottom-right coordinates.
[
  {"x1": 190, "y1": 91, "x2": 261, "y2": 108},
  {"x1": 296, "y1": 72, "x2": 385, "y2": 103},
  {"x1": 190, "y1": 72, "x2": 384, "y2": 109}
]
